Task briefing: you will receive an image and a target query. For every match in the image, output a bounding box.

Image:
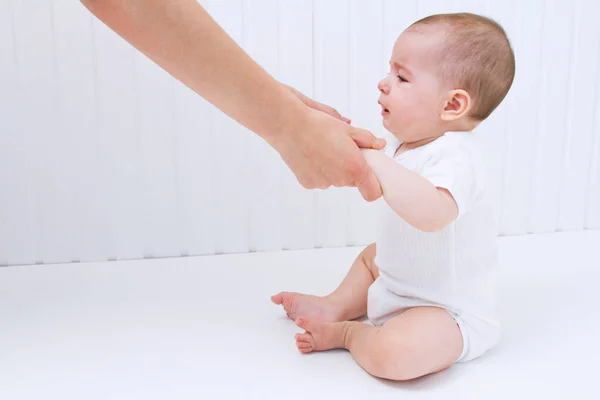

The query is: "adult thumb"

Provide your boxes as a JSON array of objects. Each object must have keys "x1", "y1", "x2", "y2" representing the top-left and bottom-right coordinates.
[{"x1": 350, "y1": 128, "x2": 386, "y2": 150}]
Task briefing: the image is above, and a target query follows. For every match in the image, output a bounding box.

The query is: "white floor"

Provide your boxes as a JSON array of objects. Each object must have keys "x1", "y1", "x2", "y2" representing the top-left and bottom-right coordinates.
[{"x1": 1, "y1": 230, "x2": 599, "y2": 400}]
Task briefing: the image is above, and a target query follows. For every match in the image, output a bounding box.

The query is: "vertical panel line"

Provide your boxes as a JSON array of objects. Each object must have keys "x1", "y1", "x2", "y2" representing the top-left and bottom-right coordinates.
[
  {"x1": 555, "y1": 0, "x2": 579, "y2": 231},
  {"x1": 584, "y1": 6, "x2": 600, "y2": 229},
  {"x1": 527, "y1": 0, "x2": 547, "y2": 233},
  {"x1": 497, "y1": 2, "x2": 517, "y2": 237}
]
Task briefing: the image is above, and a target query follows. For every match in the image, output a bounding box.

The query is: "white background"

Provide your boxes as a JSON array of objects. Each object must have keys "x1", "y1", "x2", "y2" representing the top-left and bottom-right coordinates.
[{"x1": 1, "y1": 0, "x2": 599, "y2": 265}]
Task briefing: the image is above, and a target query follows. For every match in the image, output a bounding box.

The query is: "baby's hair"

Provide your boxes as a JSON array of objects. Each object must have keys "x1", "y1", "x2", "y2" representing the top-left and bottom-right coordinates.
[{"x1": 408, "y1": 13, "x2": 515, "y2": 122}]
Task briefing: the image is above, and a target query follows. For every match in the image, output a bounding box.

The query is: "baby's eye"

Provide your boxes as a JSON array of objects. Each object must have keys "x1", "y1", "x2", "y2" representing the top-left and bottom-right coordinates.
[{"x1": 397, "y1": 75, "x2": 408, "y2": 83}]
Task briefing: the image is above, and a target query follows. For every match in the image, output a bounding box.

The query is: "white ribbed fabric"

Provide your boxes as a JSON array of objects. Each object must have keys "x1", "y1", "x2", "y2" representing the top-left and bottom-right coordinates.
[{"x1": 368, "y1": 131, "x2": 500, "y2": 361}]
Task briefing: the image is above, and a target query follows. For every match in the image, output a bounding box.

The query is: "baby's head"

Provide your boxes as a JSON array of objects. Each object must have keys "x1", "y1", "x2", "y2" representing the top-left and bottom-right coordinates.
[{"x1": 378, "y1": 13, "x2": 515, "y2": 143}]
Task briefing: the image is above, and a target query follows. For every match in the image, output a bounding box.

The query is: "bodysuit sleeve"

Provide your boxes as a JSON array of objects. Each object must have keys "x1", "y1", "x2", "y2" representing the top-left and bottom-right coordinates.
[{"x1": 419, "y1": 139, "x2": 486, "y2": 217}]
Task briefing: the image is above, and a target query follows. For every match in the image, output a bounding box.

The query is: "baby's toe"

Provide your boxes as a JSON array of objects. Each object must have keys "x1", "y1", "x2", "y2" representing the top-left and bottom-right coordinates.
[
  {"x1": 271, "y1": 292, "x2": 283, "y2": 305},
  {"x1": 298, "y1": 346, "x2": 313, "y2": 354},
  {"x1": 296, "y1": 340, "x2": 314, "y2": 353},
  {"x1": 296, "y1": 340, "x2": 312, "y2": 348},
  {"x1": 295, "y1": 333, "x2": 312, "y2": 342}
]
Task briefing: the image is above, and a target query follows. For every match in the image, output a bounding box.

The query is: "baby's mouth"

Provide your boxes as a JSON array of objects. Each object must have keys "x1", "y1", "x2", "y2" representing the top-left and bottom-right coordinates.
[{"x1": 378, "y1": 101, "x2": 390, "y2": 115}]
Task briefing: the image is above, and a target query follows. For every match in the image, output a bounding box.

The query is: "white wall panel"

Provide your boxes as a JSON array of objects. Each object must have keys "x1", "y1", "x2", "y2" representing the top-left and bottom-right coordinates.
[
  {"x1": 480, "y1": 0, "x2": 514, "y2": 233},
  {"x1": 0, "y1": 0, "x2": 33, "y2": 265},
  {"x1": 172, "y1": 73, "x2": 217, "y2": 257},
  {"x1": 54, "y1": 1, "x2": 112, "y2": 263},
  {"x1": 530, "y1": 0, "x2": 576, "y2": 234},
  {"x1": 93, "y1": 16, "x2": 144, "y2": 261},
  {"x1": 11, "y1": 0, "x2": 57, "y2": 265},
  {"x1": 557, "y1": 0, "x2": 600, "y2": 232},
  {"x1": 587, "y1": 62, "x2": 600, "y2": 230},
  {"x1": 500, "y1": 0, "x2": 544, "y2": 236}
]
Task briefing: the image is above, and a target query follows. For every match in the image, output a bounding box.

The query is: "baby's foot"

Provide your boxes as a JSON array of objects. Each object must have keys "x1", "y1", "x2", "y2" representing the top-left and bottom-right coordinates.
[
  {"x1": 271, "y1": 292, "x2": 343, "y2": 322},
  {"x1": 294, "y1": 317, "x2": 348, "y2": 353}
]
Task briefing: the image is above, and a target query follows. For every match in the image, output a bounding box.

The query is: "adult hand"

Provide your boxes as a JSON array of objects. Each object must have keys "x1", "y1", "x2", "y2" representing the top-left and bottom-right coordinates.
[
  {"x1": 272, "y1": 107, "x2": 386, "y2": 202},
  {"x1": 283, "y1": 84, "x2": 351, "y2": 124}
]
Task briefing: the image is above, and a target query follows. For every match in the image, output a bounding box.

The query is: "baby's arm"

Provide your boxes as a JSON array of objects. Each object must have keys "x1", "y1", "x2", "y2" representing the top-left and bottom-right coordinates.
[{"x1": 361, "y1": 149, "x2": 458, "y2": 232}]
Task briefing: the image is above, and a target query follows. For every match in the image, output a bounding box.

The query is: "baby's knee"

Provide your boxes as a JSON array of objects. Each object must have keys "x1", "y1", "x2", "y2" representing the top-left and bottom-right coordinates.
[
  {"x1": 361, "y1": 242, "x2": 376, "y2": 260},
  {"x1": 368, "y1": 337, "x2": 423, "y2": 381},
  {"x1": 361, "y1": 243, "x2": 379, "y2": 279}
]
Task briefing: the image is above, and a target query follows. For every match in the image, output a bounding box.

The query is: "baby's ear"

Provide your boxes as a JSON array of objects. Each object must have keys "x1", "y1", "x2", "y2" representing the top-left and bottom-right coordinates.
[{"x1": 441, "y1": 89, "x2": 471, "y2": 122}]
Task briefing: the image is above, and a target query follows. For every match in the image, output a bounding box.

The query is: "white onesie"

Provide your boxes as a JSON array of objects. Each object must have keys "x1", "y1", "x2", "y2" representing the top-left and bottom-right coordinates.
[{"x1": 367, "y1": 130, "x2": 500, "y2": 363}]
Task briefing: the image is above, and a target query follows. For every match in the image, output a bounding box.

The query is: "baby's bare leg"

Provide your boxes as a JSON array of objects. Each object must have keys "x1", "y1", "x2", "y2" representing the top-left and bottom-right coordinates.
[
  {"x1": 294, "y1": 307, "x2": 462, "y2": 381},
  {"x1": 271, "y1": 243, "x2": 379, "y2": 322},
  {"x1": 328, "y1": 242, "x2": 379, "y2": 320}
]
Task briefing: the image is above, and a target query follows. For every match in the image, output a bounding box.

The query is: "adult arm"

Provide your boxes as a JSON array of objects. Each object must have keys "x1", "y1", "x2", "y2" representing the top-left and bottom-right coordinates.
[{"x1": 81, "y1": 0, "x2": 386, "y2": 200}]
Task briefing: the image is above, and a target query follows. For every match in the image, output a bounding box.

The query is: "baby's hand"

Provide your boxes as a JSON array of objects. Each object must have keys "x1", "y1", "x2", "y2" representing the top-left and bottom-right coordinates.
[{"x1": 360, "y1": 148, "x2": 385, "y2": 189}]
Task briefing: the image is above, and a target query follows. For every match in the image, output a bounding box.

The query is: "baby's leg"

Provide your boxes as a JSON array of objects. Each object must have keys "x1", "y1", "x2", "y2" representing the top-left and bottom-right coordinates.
[
  {"x1": 271, "y1": 243, "x2": 379, "y2": 322},
  {"x1": 294, "y1": 306, "x2": 462, "y2": 381}
]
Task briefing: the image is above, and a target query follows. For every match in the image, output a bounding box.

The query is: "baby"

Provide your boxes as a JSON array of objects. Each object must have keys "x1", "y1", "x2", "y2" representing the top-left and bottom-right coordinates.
[{"x1": 272, "y1": 13, "x2": 515, "y2": 380}]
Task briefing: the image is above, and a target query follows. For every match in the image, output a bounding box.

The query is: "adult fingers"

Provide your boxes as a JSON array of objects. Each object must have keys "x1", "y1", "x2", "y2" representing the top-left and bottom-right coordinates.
[
  {"x1": 346, "y1": 154, "x2": 382, "y2": 202},
  {"x1": 349, "y1": 127, "x2": 386, "y2": 150}
]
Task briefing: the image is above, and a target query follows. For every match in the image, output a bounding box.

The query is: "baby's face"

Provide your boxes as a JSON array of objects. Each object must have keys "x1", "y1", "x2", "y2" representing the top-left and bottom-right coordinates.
[{"x1": 378, "y1": 28, "x2": 448, "y2": 142}]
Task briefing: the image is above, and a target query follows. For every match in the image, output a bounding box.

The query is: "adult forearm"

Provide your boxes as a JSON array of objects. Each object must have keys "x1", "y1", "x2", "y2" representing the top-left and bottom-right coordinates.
[{"x1": 81, "y1": 0, "x2": 306, "y2": 143}]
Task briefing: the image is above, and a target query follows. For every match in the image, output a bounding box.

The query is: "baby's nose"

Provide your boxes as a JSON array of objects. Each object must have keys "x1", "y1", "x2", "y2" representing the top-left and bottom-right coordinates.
[{"x1": 378, "y1": 79, "x2": 389, "y2": 94}]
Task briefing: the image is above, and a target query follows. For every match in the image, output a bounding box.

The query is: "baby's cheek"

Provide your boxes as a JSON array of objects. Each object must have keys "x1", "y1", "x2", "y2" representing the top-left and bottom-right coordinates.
[
  {"x1": 390, "y1": 114, "x2": 410, "y2": 137},
  {"x1": 411, "y1": 101, "x2": 435, "y2": 122},
  {"x1": 395, "y1": 106, "x2": 416, "y2": 126}
]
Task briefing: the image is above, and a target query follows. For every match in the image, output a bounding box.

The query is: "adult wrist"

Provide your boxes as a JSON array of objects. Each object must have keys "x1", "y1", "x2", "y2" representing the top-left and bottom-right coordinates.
[{"x1": 263, "y1": 92, "x2": 311, "y2": 151}]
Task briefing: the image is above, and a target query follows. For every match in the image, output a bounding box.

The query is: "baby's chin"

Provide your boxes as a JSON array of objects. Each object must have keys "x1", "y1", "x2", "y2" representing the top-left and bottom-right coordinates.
[
  {"x1": 382, "y1": 116, "x2": 394, "y2": 130},
  {"x1": 382, "y1": 118, "x2": 404, "y2": 138},
  {"x1": 382, "y1": 115, "x2": 431, "y2": 143}
]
